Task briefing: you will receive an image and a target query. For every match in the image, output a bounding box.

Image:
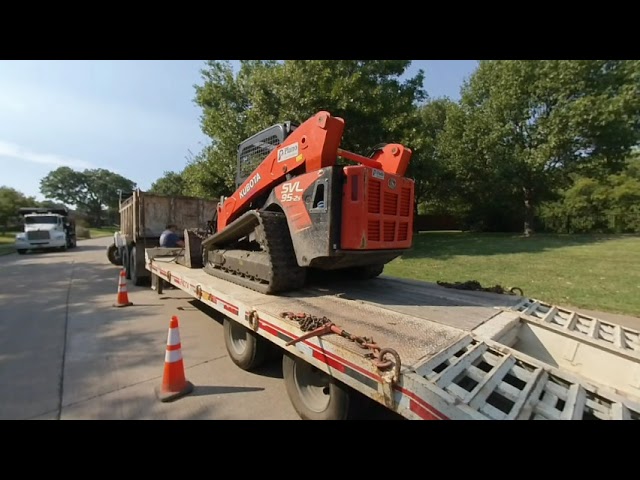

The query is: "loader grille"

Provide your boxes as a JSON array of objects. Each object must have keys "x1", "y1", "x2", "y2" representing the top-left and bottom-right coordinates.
[
  {"x1": 27, "y1": 230, "x2": 50, "y2": 241},
  {"x1": 366, "y1": 178, "x2": 412, "y2": 244}
]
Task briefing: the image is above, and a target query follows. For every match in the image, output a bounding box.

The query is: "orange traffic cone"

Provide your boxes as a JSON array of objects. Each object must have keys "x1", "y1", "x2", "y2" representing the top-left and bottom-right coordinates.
[
  {"x1": 156, "y1": 315, "x2": 194, "y2": 402},
  {"x1": 113, "y1": 269, "x2": 133, "y2": 307}
]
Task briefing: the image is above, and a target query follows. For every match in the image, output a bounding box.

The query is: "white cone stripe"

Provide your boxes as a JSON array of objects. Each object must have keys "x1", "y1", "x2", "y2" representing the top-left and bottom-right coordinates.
[
  {"x1": 167, "y1": 327, "x2": 181, "y2": 346},
  {"x1": 165, "y1": 349, "x2": 183, "y2": 363}
]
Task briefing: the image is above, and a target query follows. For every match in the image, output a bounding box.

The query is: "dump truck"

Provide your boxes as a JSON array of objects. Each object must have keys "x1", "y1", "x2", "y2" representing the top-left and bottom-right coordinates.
[
  {"x1": 15, "y1": 207, "x2": 77, "y2": 254},
  {"x1": 141, "y1": 111, "x2": 640, "y2": 420},
  {"x1": 107, "y1": 190, "x2": 218, "y2": 286}
]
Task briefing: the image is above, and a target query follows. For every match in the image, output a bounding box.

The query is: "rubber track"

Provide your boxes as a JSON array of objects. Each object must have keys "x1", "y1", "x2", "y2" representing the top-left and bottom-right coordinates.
[{"x1": 203, "y1": 211, "x2": 306, "y2": 295}]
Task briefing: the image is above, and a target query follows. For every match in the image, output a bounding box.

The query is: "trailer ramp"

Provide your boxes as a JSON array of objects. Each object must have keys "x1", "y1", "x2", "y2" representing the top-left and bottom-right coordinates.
[
  {"x1": 512, "y1": 298, "x2": 640, "y2": 353},
  {"x1": 406, "y1": 335, "x2": 640, "y2": 420}
]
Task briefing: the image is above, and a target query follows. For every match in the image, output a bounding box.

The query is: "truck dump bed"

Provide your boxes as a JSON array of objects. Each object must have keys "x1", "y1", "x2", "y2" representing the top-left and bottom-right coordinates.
[
  {"x1": 119, "y1": 191, "x2": 218, "y2": 242},
  {"x1": 146, "y1": 251, "x2": 640, "y2": 420}
]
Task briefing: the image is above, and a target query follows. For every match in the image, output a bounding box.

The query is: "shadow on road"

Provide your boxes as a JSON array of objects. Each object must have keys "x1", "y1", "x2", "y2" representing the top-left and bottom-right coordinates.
[
  {"x1": 73, "y1": 244, "x2": 110, "y2": 252},
  {"x1": 191, "y1": 385, "x2": 265, "y2": 396}
]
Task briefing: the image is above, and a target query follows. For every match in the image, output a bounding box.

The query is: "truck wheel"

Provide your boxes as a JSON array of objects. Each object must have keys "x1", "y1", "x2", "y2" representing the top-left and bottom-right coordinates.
[
  {"x1": 282, "y1": 352, "x2": 353, "y2": 420},
  {"x1": 122, "y1": 248, "x2": 131, "y2": 279},
  {"x1": 223, "y1": 317, "x2": 267, "y2": 371},
  {"x1": 17, "y1": 249, "x2": 27, "y2": 255},
  {"x1": 129, "y1": 246, "x2": 145, "y2": 286},
  {"x1": 107, "y1": 243, "x2": 123, "y2": 266}
]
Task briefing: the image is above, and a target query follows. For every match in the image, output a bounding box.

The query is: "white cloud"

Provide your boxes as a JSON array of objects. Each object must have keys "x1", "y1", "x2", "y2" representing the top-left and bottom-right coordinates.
[{"x1": 0, "y1": 140, "x2": 96, "y2": 169}]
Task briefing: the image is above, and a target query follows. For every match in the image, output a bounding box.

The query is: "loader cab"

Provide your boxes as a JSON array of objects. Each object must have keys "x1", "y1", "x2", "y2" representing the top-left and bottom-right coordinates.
[{"x1": 235, "y1": 121, "x2": 298, "y2": 189}]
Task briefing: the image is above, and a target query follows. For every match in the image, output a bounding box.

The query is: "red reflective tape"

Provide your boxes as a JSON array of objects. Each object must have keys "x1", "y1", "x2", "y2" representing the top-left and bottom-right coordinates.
[
  {"x1": 205, "y1": 292, "x2": 217, "y2": 303},
  {"x1": 312, "y1": 350, "x2": 346, "y2": 373},
  {"x1": 258, "y1": 321, "x2": 280, "y2": 337},
  {"x1": 224, "y1": 304, "x2": 239, "y2": 315},
  {"x1": 397, "y1": 386, "x2": 448, "y2": 420},
  {"x1": 166, "y1": 343, "x2": 181, "y2": 351},
  {"x1": 409, "y1": 399, "x2": 442, "y2": 420}
]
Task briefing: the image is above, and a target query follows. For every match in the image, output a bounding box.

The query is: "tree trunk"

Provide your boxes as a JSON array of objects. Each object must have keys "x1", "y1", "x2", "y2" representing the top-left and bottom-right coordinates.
[
  {"x1": 90, "y1": 205, "x2": 103, "y2": 228},
  {"x1": 523, "y1": 187, "x2": 534, "y2": 237}
]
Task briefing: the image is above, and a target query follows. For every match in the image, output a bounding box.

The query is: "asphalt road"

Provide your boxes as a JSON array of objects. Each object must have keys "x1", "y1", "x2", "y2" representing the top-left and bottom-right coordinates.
[{"x1": 0, "y1": 236, "x2": 305, "y2": 420}]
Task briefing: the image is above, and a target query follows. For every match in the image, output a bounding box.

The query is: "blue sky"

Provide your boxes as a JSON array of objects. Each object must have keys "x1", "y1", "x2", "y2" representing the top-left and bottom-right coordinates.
[{"x1": 0, "y1": 60, "x2": 478, "y2": 202}]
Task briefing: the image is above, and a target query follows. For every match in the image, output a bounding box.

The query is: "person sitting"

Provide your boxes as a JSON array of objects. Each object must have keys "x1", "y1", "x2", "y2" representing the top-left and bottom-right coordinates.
[{"x1": 159, "y1": 224, "x2": 185, "y2": 248}]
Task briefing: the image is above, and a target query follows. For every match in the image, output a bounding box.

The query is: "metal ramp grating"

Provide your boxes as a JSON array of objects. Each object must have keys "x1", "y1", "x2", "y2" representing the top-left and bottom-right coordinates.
[
  {"x1": 512, "y1": 299, "x2": 640, "y2": 354},
  {"x1": 413, "y1": 336, "x2": 640, "y2": 420},
  {"x1": 516, "y1": 372, "x2": 640, "y2": 420}
]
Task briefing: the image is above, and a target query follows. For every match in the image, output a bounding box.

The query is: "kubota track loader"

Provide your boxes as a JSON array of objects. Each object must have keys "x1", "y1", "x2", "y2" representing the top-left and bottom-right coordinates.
[{"x1": 199, "y1": 111, "x2": 415, "y2": 294}]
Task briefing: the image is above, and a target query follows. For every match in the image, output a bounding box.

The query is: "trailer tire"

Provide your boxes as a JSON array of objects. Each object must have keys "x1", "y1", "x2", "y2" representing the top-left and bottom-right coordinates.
[
  {"x1": 223, "y1": 317, "x2": 268, "y2": 371},
  {"x1": 17, "y1": 249, "x2": 27, "y2": 255},
  {"x1": 282, "y1": 352, "x2": 352, "y2": 420}
]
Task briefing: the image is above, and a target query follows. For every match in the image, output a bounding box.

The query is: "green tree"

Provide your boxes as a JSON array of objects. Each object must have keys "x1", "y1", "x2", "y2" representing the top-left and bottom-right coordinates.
[
  {"x1": 0, "y1": 187, "x2": 38, "y2": 234},
  {"x1": 149, "y1": 171, "x2": 187, "y2": 196},
  {"x1": 445, "y1": 60, "x2": 640, "y2": 234},
  {"x1": 182, "y1": 144, "x2": 233, "y2": 198},
  {"x1": 40, "y1": 167, "x2": 136, "y2": 227},
  {"x1": 539, "y1": 153, "x2": 640, "y2": 233},
  {"x1": 404, "y1": 98, "x2": 460, "y2": 216},
  {"x1": 191, "y1": 60, "x2": 427, "y2": 196}
]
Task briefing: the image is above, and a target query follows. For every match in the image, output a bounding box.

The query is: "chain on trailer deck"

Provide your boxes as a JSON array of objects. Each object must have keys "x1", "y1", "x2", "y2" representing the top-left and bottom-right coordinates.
[
  {"x1": 280, "y1": 312, "x2": 402, "y2": 382},
  {"x1": 437, "y1": 279, "x2": 524, "y2": 296}
]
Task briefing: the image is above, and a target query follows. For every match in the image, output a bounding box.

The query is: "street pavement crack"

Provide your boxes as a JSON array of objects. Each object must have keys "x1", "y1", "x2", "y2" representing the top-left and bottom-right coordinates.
[{"x1": 56, "y1": 260, "x2": 75, "y2": 421}]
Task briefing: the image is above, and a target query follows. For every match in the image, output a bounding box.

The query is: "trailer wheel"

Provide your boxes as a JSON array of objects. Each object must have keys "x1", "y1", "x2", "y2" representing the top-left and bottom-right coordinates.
[
  {"x1": 223, "y1": 317, "x2": 267, "y2": 371},
  {"x1": 282, "y1": 352, "x2": 352, "y2": 420},
  {"x1": 17, "y1": 249, "x2": 27, "y2": 255}
]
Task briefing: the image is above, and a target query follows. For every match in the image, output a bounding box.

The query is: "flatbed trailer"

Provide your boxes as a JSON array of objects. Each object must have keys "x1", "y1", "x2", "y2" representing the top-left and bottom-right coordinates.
[{"x1": 145, "y1": 248, "x2": 640, "y2": 420}]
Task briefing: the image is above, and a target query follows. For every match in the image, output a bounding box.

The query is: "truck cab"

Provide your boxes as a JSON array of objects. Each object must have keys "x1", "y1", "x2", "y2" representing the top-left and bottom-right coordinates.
[{"x1": 15, "y1": 207, "x2": 77, "y2": 254}]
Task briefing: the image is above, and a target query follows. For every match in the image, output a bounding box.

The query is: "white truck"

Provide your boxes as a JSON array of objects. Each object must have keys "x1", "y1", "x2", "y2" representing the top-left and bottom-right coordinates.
[
  {"x1": 15, "y1": 207, "x2": 77, "y2": 254},
  {"x1": 144, "y1": 245, "x2": 640, "y2": 421}
]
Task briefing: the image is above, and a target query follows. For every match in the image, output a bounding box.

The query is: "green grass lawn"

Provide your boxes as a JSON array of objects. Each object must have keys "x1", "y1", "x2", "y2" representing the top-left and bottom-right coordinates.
[
  {"x1": 88, "y1": 227, "x2": 117, "y2": 238},
  {"x1": 384, "y1": 231, "x2": 640, "y2": 317},
  {"x1": 0, "y1": 232, "x2": 18, "y2": 255}
]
